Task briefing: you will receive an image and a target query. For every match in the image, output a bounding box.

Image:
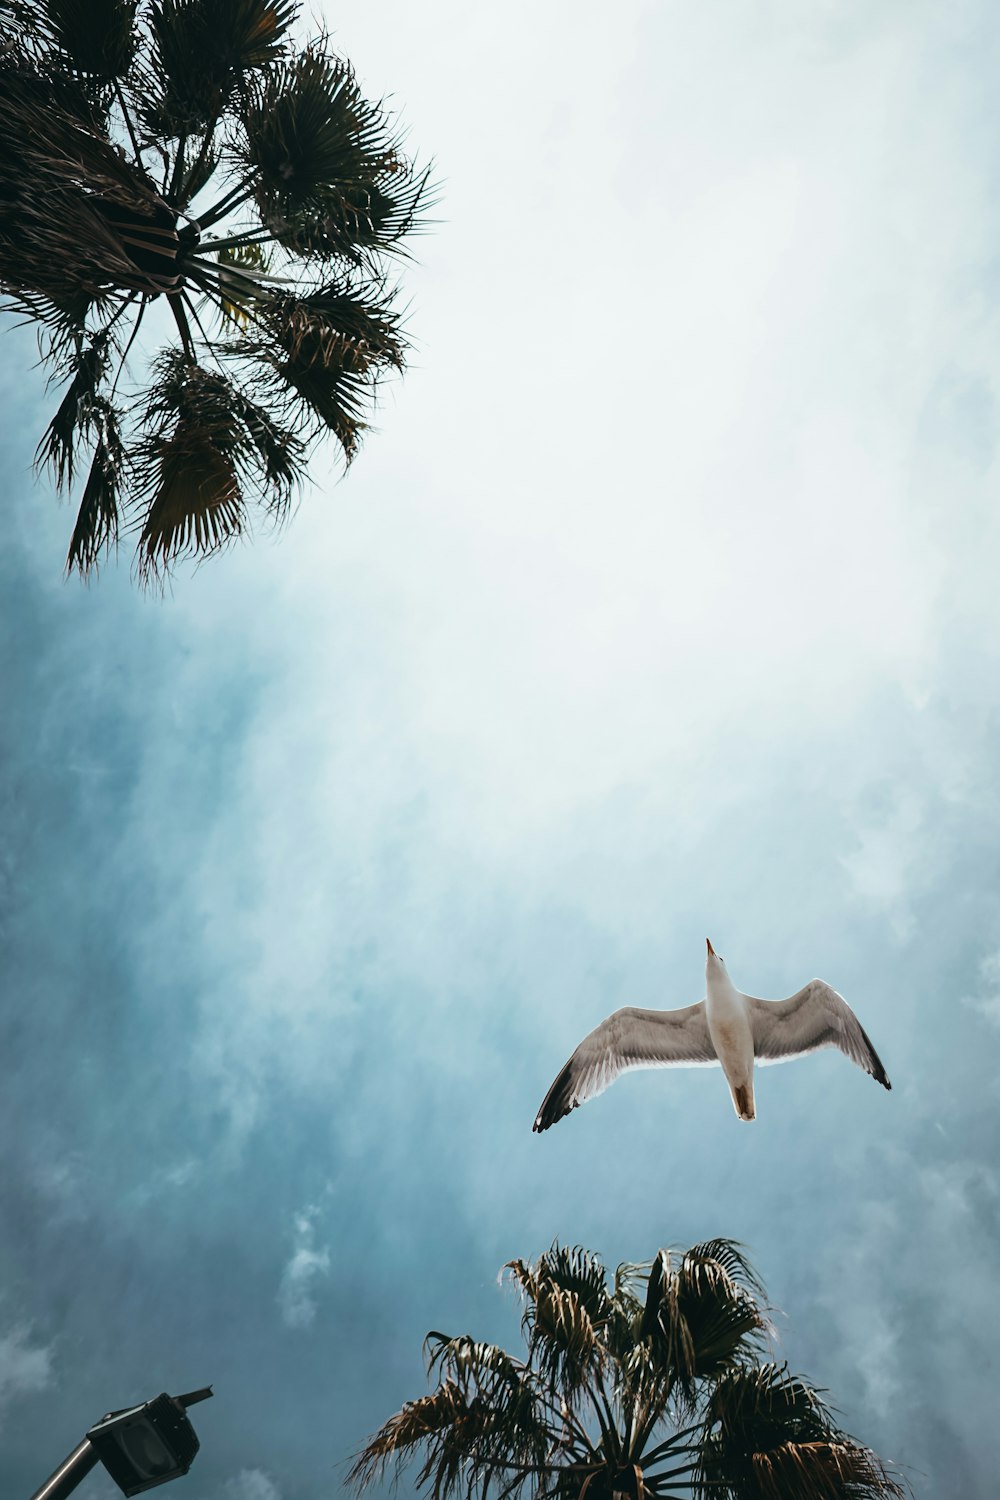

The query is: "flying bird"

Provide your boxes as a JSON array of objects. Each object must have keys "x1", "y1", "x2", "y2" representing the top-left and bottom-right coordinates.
[{"x1": 533, "y1": 939, "x2": 891, "y2": 1130}]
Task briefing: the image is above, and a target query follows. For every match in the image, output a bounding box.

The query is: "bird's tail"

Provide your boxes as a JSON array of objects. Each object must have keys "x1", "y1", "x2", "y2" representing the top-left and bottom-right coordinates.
[{"x1": 732, "y1": 1082, "x2": 756, "y2": 1122}]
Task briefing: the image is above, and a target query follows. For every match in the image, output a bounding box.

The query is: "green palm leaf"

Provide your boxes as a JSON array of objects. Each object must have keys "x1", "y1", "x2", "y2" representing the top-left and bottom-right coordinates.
[
  {"x1": 35, "y1": 0, "x2": 139, "y2": 80},
  {"x1": 133, "y1": 348, "x2": 302, "y2": 576},
  {"x1": 146, "y1": 0, "x2": 298, "y2": 134},
  {"x1": 423, "y1": 1334, "x2": 555, "y2": 1475},
  {"x1": 215, "y1": 241, "x2": 270, "y2": 323},
  {"x1": 2, "y1": 0, "x2": 431, "y2": 582},
  {"x1": 637, "y1": 1244, "x2": 766, "y2": 1409},
  {"x1": 137, "y1": 421, "x2": 245, "y2": 576},
  {"x1": 228, "y1": 280, "x2": 405, "y2": 462},
  {"x1": 236, "y1": 46, "x2": 429, "y2": 259},
  {"x1": 35, "y1": 330, "x2": 113, "y2": 486},
  {"x1": 66, "y1": 401, "x2": 125, "y2": 571},
  {"x1": 697, "y1": 1365, "x2": 905, "y2": 1499},
  {"x1": 0, "y1": 53, "x2": 182, "y2": 303},
  {"x1": 506, "y1": 1246, "x2": 614, "y2": 1404},
  {"x1": 351, "y1": 1240, "x2": 906, "y2": 1500}
]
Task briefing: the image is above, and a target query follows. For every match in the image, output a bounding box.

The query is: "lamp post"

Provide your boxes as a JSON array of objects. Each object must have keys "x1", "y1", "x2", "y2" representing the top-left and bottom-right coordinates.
[{"x1": 29, "y1": 1387, "x2": 213, "y2": 1500}]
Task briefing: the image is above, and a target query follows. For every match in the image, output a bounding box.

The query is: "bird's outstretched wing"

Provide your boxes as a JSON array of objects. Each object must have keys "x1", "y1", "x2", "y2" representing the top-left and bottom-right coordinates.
[
  {"x1": 749, "y1": 980, "x2": 891, "y2": 1089},
  {"x1": 533, "y1": 1003, "x2": 717, "y2": 1132}
]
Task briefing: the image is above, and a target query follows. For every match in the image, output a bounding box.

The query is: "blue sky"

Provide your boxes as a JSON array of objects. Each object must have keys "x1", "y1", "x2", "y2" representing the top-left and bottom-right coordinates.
[{"x1": 2, "y1": 1, "x2": 1000, "y2": 1496}]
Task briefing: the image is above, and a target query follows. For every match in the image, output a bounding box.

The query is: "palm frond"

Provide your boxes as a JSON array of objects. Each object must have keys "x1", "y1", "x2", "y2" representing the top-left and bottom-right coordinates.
[
  {"x1": 271, "y1": 282, "x2": 405, "y2": 370},
  {"x1": 536, "y1": 1247, "x2": 617, "y2": 1326},
  {"x1": 133, "y1": 347, "x2": 303, "y2": 576},
  {"x1": 581, "y1": 1262, "x2": 645, "y2": 1376},
  {"x1": 349, "y1": 1242, "x2": 903, "y2": 1500},
  {"x1": 350, "y1": 1371, "x2": 557, "y2": 1500},
  {"x1": 3, "y1": 1, "x2": 38, "y2": 46},
  {"x1": 639, "y1": 1245, "x2": 767, "y2": 1408},
  {"x1": 145, "y1": 0, "x2": 299, "y2": 134},
  {"x1": 0, "y1": 54, "x2": 183, "y2": 302},
  {"x1": 505, "y1": 1246, "x2": 611, "y2": 1404},
  {"x1": 426, "y1": 1334, "x2": 528, "y2": 1393},
  {"x1": 33, "y1": 290, "x2": 118, "y2": 369},
  {"x1": 236, "y1": 45, "x2": 429, "y2": 260},
  {"x1": 236, "y1": 386, "x2": 303, "y2": 516},
  {"x1": 35, "y1": 0, "x2": 139, "y2": 80},
  {"x1": 697, "y1": 1365, "x2": 905, "y2": 1499},
  {"x1": 616, "y1": 1260, "x2": 658, "y2": 1306},
  {"x1": 702, "y1": 1363, "x2": 833, "y2": 1452},
  {"x1": 348, "y1": 1381, "x2": 482, "y2": 1496},
  {"x1": 215, "y1": 240, "x2": 270, "y2": 323},
  {"x1": 134, "y1": 349, "x2": 248, "y2": 574},
  {"x1": 230, "y1": 279, "x2": 405, "y2": 461},
  {"x1": 683, "y1": 1242, "x2": 766, "y2": 1301},
  {"x1": 35, "y1": 330, "x2": 113, "y2": 485},
  {"x1": 270, "y1": 355, "x2": 364, "y2": 459},
  {"x1": 66, "y1": 397, "x2": 125, "y2": 572},
  {"x1": 422, "y1": 1334, "x2": 556, "y2": 1477},
  {"x1": 748, "y1": 1442, "x2": 904, "y2": 1500},
  {"x1": 4, "y1": 0, "x2": 431, "y2": 582},
  {"x1": 136, "y1": 419, "x2": 244, "y2": 578},
  {"x1": 673, "y1": 1243, "x2": 768, "y2": 1377},
  {"x1": 180, "y1": 139, "x2": 221, "y2": 203}
]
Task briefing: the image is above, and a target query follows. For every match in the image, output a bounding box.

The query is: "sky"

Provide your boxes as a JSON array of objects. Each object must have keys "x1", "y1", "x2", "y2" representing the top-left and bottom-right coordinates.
[{"x1": 2, "y1": 0, "x2": 1000, "y2": 1496}]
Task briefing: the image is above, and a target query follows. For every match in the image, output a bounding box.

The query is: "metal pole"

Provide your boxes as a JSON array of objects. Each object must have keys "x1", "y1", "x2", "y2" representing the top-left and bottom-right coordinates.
[{"x1": 28, "y1": 1438, "x2": 100, "y2": 1500}]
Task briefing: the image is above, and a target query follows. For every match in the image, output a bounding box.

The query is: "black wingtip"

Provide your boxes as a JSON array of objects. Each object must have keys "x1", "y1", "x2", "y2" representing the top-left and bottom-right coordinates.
[
  {"x1": 533, "y1": 1060, "x2": 576, "y2": 1133},
  {"x1": 859, "y1": 1022, "x2": 891, "y2": 1091},
  {"x1": 870, "y1": 1053, "x2": 891, "y2": 1091},
  {"x1": 870, "y1": 1056, "x2": 891, "y2": 1090}
]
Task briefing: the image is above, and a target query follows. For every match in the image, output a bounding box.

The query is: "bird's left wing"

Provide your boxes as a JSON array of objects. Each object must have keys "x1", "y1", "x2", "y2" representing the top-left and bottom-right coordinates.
[
  {"x1": 749, "y1": 980, "x2": 891, "y2": 1089},
  {"x1": 533, "y1": 1002, "x2": 717, "y2": 1132}
]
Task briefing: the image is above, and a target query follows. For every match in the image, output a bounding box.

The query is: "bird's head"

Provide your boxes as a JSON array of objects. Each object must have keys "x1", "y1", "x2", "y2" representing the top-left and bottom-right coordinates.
[{"x1": 705, "y1": 937, "x2": 727, "y2": 976}]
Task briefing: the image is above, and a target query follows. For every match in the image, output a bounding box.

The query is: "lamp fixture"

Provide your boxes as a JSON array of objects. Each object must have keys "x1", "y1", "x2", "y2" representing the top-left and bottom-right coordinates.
[{"x1": 30, "y1": 1386, "x2": 212, "y2": 1500}]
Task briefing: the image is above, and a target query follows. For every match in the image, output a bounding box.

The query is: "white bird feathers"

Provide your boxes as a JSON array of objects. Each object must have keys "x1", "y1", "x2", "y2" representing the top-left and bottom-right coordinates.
[{"x1": 532, "y1": 940, "x2": 891, "y2": 1131}]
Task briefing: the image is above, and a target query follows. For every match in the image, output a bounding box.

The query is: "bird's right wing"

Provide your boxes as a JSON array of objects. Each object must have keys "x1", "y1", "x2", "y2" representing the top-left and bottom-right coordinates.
[
  {"x1": 749, "y1": 980, "x2": 891, "y2": 1089},
  {"x1": 532, "y1": 1003, "x2": 717, "y2": 1132}
]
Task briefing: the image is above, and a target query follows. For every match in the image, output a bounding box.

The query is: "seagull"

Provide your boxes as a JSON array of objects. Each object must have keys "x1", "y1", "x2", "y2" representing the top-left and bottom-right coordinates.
[{"x1": 532, "y1": 939, "x2": 891, "y2": 1130}]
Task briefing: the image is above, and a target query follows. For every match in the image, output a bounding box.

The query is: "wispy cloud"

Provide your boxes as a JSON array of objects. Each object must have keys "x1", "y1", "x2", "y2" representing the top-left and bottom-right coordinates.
[
  {"x1": 222, "y1": 1469, "x2": 282, "y2": 1500},
  {"x1": 277, "y1": 1205, "x2": 331, "y2": 1330},
  {"x1": 841, "y1": 789, "x2": 927, "y2": 941},
  {"x1": 961, "y1": 948, "x2": 1000, "y2": 1029},
  {"x1": 0, "y1": 1324, "x2": 54, "y2": 1423}
]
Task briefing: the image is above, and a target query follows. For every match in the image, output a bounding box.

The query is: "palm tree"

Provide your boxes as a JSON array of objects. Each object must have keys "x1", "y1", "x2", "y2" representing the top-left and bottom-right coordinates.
[
  {"x1": 1, "y1": 0, "x2": 431, "y2": 581},
  {"x1": 349, "y1": 1240, "x2": 905, "y2": 1500}
]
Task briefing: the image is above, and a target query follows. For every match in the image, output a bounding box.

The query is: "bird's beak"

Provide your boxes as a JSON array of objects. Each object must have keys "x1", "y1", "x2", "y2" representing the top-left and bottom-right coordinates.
[{"x1": 706, "y1": 937, "x2": 715, "y2": 956}]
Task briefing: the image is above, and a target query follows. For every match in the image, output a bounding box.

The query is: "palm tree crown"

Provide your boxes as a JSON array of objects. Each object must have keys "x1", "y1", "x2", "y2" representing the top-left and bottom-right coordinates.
[
  {"x1": 349, "y1": 1239, "x2": 905, "y2": 1500},
  {"x1": 1, "y1": 0, "x2": 431, "y2": 581}
]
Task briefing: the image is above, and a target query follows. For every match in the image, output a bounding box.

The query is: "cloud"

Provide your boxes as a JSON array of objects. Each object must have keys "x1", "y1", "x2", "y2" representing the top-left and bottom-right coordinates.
[
  {"x1": 841, "y1": 790, "x2": 927, "y2": 941},
  {"x1": 962, "y1": 948, "x2": 1000, "y2": 1029},
  {"x1": 0, "y1": 1324, "x2": 54, "y2": 1421},
  {"x1": 277, "y1": 1205, "x2": 331, "y2": 1330},
  {"x1": 222, "y1": 1470, "x2": 282, "y2": 1500}
]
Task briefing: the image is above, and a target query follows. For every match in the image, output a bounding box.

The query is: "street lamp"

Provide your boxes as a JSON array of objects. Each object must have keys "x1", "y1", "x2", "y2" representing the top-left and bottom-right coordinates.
[{"x1": 29, "y1": 1387, "x2": 213, "y2": 1500}]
